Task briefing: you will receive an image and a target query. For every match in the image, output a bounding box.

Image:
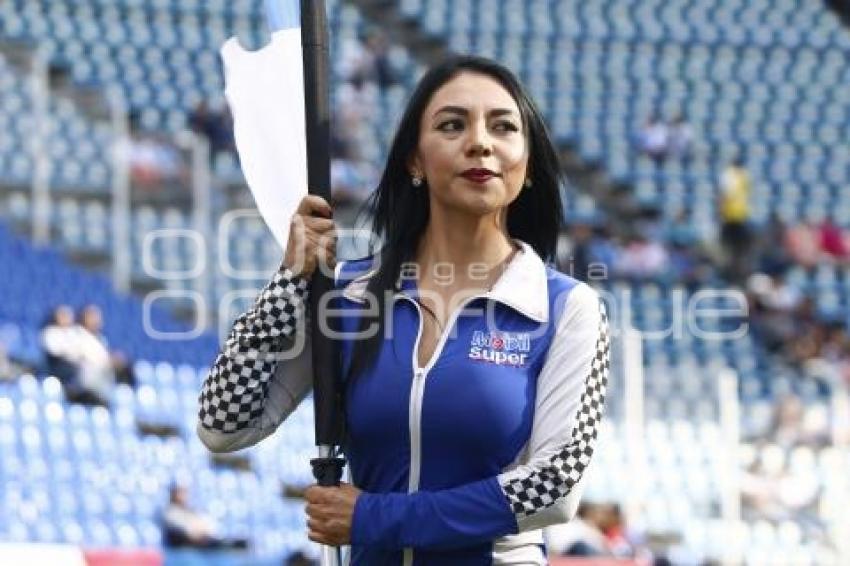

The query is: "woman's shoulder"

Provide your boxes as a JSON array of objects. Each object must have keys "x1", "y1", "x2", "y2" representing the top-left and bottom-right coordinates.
[
  {"x1": 544, "y1": 265, "x2": 604, "y2": 324},
  {"x1": 544, "y1": 264, "x2": 599, "y2": 299}
]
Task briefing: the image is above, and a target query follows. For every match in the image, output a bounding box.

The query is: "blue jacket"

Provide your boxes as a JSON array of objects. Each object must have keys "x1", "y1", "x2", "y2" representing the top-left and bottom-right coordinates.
[{"x1": 198, "y1": 239, "x2": 610, "y2": 565}]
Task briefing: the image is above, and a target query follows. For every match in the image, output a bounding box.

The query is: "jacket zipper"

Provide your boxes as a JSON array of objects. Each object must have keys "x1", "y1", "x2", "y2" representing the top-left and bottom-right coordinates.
[{"x1": 400, "y1": 294, "x2": 484, "y2": 566}]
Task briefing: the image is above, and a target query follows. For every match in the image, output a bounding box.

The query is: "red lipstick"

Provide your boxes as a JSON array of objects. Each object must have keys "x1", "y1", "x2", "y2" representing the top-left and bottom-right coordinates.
[{"x1": 461, "y1": 168, "x2": 498, "y2": 183}]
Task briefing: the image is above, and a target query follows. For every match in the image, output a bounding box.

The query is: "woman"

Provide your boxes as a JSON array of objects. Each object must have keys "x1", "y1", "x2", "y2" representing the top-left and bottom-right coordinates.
[{"x1": 198, "y1": 55, "x2": 610, "y2": 565}]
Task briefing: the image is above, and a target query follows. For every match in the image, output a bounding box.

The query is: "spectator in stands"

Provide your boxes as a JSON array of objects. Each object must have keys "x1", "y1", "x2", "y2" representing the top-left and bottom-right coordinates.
[
  {"x1": 161, "y1": 483, "x2": 248, "y2": 550},
  {"x1": 330, "y1": 136, "x2": 378, "y2": 207},
  {"x1": 77, "y1": 304, "x2": 135, "y2": 388},
  {"x1": 73, "y1": 304, "x2": 117, "y2": 403},
  {"x1": 557, "y1": 222, "x2": 621, "y2": 283},
  {"x1": 364, "y1": 30, "x2": 397, "y2": 89},
  {"x1": 614, "y1": 231, "x2": 670, "y2": 281},
  {"x1": 767, "y1": 394, "x2": 830, "y2": 449},
  {"x1": 338, "y1": 31, "x2": 392, "y2": 89},
  {"x1": 587, "y1": 224, "x2": 619, "y2": 275},
  {"x1": 557, "y1": 223, "x2": 594, "y2": 281},
  {"x1": 0, "y1": 341, "x2": 23, "y2": 381},
  {"x1": 335, "y1": 73, "x2": 379, "y2": 154},
  {"x1": 188, "y1": 101, "x2": 236, "y2": 163},
  {"x1": 599, "y1": 503, "x2": 646, "y2": 561},
  {"x1": 740, "y1": 442, "x2": 820, "y2": 522},
  {"x1": 634, "y1": 204, "x2": 665, "y2": 243},
  {"x1": 755, "y1": 212, "x2": 792, "y2": 275},
  {"x1": 665, "y1": 208, "x2": 699, "y2": 248},
  {"x1": 769, "y1": 394, "x2": 807, "y2": 448},
  {"x1": 817, "y1": 215, "x2": 848, "y2": 262},
  {"x1": 41, "y1": 305, "x2": 78, "y2": 384},
  {"x1": 667, "y1": 112, "x2": 694, "y2": 160},
  {"x1": 128, "y1": 132, "x2": 186, "y2": 190},
  {"x1": 787, "y1": 297, "x2": 829, "y2": 367},
  {"x1": 545, "y1": 502, "x2": 612, "y2": 556},
  {"x1": 820, "y1": 322, "x2": 850, "y2": 383},
  {"x1": 668, "y1": 240, "x2": 706, "y2": 289},
  {"x1": 718, "y1": 156, "x2": 753, "y2": 284},
  {"x1": 747, "y1": 272, "x2": 806, "y2": 354},
  {"x1": 338, "y1": 36, "x2": 370, "y2": 82},
  {"x1": 635, "y1": 113, "x2": 669, "y2": 161},
  {"x1": 759, "y1": 272, "x2": 803, "y2": 313},
  {"x1": 784, "y1": 219, "x2": 823, "y2": 269}
]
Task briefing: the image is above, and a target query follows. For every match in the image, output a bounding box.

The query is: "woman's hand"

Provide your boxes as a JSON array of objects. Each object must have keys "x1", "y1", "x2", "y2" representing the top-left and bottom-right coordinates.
[
  {"x1": 304, "y1": 482, "x2": 361, "y2": 546},
  {"x1": 283, "y1": 194, "x2": 337, "y2": 280}
]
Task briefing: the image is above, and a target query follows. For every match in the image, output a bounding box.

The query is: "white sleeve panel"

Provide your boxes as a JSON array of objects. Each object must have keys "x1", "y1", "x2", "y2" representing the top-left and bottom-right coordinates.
[{"x1": 498, "y1": 282, "x2": 610, "y2": 531}]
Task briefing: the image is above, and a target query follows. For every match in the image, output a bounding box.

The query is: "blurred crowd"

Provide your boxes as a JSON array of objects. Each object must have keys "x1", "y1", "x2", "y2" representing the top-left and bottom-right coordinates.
[
  {"x1": 161, "y1": 483, "x2": 248, "y2": 551},
  {"x1": 557, "y1": 211, "x2": 715, "y2": 288},
  {"x1": 634, "y1": 112, "x2": 694, "y2": 162},
  {"x1": 738, "y1": 393, "x2": 830, "y2": 525},
  {"x1": 545, "y1": 502, "x2": 673, "y2": 565},
  {"x1": 563, "y1": 153, "x2": 850, "y2": 382},
  {"x1": 748, "y1": 269, "x2": 850, "y2": 387},
  {"x1": 330, "y1": 30, "x2": 396, "y2": 207}
]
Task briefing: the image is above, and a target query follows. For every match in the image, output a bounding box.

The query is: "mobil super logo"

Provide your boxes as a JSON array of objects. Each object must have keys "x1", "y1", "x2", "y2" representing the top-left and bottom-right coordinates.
[{"x1": 468, "y1": 330, "x2": 531, "y2": 367}]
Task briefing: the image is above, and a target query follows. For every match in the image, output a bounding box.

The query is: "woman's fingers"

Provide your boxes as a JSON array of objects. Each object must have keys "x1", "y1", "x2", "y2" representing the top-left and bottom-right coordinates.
[
  {"x1": 307, "y1": 521, "x2": 331, "y2": 545},
  {"x1": 300, "y1": 215, "x2": 335, "y2": 233},
  {"x1": 296, "y1": 194, "x2": 333, "y2": 218},
  {"x1": 305, "y1": 502, "x2": 330, "y2": 521},
  {"x1": 304, "y1": 484, "x2": 357, "y2": 546},
  {"x1": 307, "y1": 521, "x2": 344, "y2": 546},
  {"x1": 307, "y1": 530, "x2": 334, "y2": 546},
  {"x1": 307, "y1": 514, "x2": 334, "y2": 545},
  {"x1": 282, "y1": 195, "x2": 337, "y2": 278}
]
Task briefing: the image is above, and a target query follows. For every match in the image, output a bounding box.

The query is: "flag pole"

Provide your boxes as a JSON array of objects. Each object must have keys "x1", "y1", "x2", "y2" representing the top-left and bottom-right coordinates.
[{"x1": 300, "y1": 1, "x2": 345, "y2": 565}]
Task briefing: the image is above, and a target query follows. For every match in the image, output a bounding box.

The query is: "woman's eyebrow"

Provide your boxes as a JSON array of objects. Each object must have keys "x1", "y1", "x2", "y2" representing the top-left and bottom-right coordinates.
[{"x1": 433, "y1": 105, "x2": 519, "y2": 118}]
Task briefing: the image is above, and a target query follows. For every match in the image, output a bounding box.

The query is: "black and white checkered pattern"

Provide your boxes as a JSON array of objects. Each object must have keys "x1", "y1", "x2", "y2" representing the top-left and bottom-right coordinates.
[
  {"x1": 502, "y1": 299, "x2": 610, "y2": 517},
  {"x1": 198, "y1": 267, "x2": 310, "y2": 433}
]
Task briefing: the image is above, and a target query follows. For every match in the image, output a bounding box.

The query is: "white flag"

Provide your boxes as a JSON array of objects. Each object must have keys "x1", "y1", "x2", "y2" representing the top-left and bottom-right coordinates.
[{"x1": 221, "y1": 0, "x2": 306, "y2": 250}]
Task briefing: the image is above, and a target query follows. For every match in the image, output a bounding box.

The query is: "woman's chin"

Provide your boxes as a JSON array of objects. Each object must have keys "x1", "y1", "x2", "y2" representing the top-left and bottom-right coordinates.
[{"x1": 455, "y1": 195, "x2": 506, "y2": 217}]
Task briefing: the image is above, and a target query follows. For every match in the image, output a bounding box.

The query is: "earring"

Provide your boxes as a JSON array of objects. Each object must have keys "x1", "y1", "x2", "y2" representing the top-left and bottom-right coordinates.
[
  {"x1": 412, "y1": 175, "x2": 423, "y2": 187},
  {"x1": 524, "y1": 178, "x2": 533, "y2": 188}
]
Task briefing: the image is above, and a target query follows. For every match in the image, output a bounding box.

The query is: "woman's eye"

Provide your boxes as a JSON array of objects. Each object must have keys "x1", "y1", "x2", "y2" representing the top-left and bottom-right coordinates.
[
  {"x1": 437, "y1": 119, "x2": 463, "y2": 132},
  {"x1": 495, "y1": 121, "x2": 519, "y2": 132},
  {"x1": 437, "y1": 119, "x2": 519, "y2": 133}
]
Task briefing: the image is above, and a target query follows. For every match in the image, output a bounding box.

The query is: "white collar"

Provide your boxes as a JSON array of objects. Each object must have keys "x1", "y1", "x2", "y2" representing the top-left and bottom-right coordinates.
[{"x1": 341, "y1": 239, "x2": 550, "y2": 323}]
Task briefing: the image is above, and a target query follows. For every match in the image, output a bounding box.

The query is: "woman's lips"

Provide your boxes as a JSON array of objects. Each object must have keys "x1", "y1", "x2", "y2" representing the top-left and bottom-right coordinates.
[{"x1": 461, "y1": 170, "x2": 497, "y2": 183}]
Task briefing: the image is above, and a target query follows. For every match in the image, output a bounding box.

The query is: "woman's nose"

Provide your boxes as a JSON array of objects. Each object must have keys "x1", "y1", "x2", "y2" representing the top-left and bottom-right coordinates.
[{"x1": 466, "y1": 122, "x2": 493, "y2": 156}]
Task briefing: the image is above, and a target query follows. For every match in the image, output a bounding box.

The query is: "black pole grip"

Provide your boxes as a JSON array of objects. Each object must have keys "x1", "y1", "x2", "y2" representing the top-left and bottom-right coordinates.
[
  {"x1": 301, "y1": 0, "x2": 344, "y2": 450},
  {"x1": 311, "y1": 456, "x2": 347, "y2": 487}
]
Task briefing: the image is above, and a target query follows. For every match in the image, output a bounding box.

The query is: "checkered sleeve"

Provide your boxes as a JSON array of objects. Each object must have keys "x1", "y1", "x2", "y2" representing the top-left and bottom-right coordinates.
[
  {"x1": 498, "y1": 282, "x2": 610, "y2": 530},
  {"x1": 197, "y1": 265, "x2": 310, "y2": 436}
]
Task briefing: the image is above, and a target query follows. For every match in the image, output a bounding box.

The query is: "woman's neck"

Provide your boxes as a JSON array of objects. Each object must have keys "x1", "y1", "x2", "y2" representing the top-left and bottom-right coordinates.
[{"x1": 414, "y1": 208, "x2": 518, "y2": 283}]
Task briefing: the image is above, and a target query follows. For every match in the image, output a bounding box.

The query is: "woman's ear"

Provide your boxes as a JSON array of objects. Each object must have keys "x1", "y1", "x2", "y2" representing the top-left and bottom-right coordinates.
[{"x1": 407, "y1": 153, "x2": 423, "y2": 177}]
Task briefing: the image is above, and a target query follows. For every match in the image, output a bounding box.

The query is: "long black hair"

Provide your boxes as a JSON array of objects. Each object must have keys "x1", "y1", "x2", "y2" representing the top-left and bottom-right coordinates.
[{"x1": 346, "y1": 55, "x2": 565, "y2": 381}]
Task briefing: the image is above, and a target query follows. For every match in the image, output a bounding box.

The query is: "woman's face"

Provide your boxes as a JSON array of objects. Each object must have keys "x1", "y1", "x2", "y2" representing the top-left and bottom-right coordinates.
[{"x1": 410, "y1": 71, "x2": 529, "y2": 217}]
